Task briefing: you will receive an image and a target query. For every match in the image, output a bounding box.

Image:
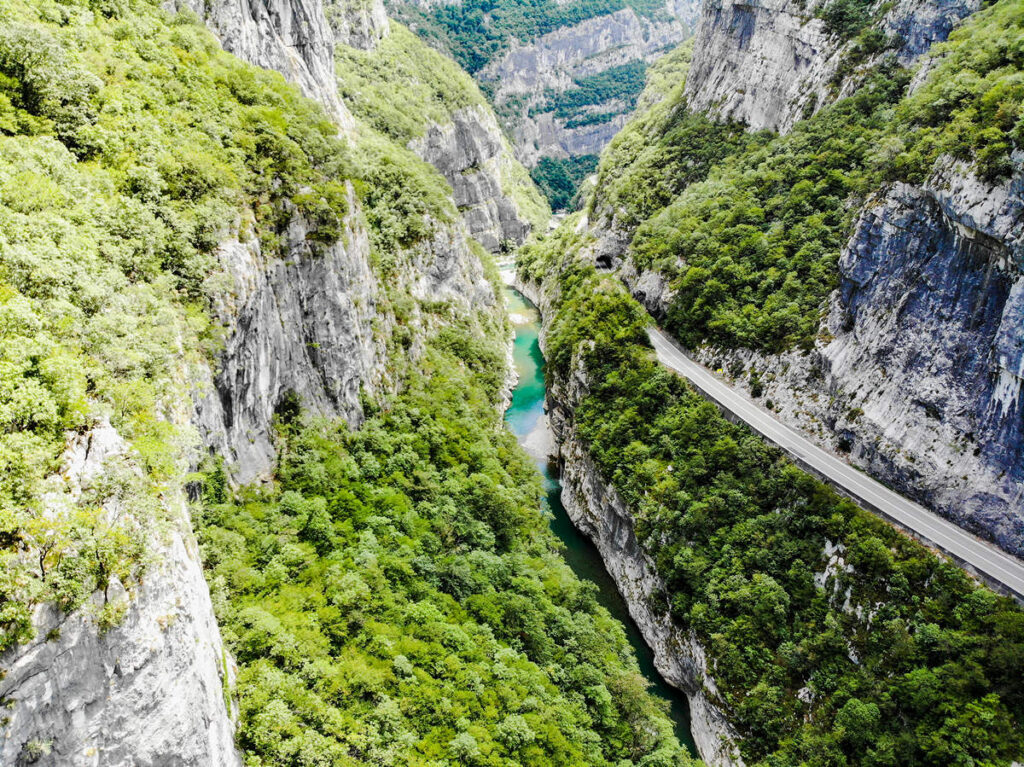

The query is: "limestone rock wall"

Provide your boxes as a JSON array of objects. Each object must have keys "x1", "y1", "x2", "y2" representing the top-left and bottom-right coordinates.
[
  {"x1": 483, "y1": 1, "x2": 697, "y2": 166},
  {"x1": 328, "y1": 0, "x2": 390, "y2": 50},
  {"x1": 0, "y1": 424, "x2": 241, "y2": 767},
  {"x1": 193, "y1": 189, "x2": 384, "y2": 483},
  {"x1": 620, "y1": 162, "x2": 1024, "y2": 556},
  {"x1": 691, "y1": 163, "x2": 1024, "y2": 555},
  {"x1": 166, "y1": 0, "x2": 356, "y2": 129},
  {"x1": 411, "y1": 106, "x2": 536, "y2": 251},
  {"x1": 683, "y1": 0, "x2": 980, "y2": 133}
]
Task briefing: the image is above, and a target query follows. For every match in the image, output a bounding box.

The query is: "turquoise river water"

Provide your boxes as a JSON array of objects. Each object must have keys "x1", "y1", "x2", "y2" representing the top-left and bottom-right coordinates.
[{"x1": 503, "y1": 285, "x2": 698, "y2": 755}]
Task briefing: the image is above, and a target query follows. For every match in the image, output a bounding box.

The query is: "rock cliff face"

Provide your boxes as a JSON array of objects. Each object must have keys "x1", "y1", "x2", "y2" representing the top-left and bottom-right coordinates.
[
  {"x1": 194, "y1": 191, "x2": 385, "y2": 483},
  {"x1": 518, "y1": 275, "x2": 744, "y2": 766},
  {"x1": 167, "y1": 0, "x2": 356, "y2": 129},
  {"x1": 558, "y1": 434, "x2": 745, "y2": 766},
  {"x1": 680, "y1": 163, "x2": 1024, "y2": 555},
  {"x1": 0, "y1": 424, "x2": 241, "y2": 767},
  {"x1": 684, "y1": 0, "x2": 980, "y2": 133},
  {"x1": 619, "y1": 160, "x2": 1024, "y2": 555},
  {"x1": 328, "y1": 0, "x2": 390, "y2": 49},
  {"x1": 411, "y1": 106, "x2": 535, "y2": 251},
  {"x1": 0, "y1": 2, "x2": 511, "y2": 762},
  {"x1": 483, "y1": 1, "x2": 697, "y2": 165}
]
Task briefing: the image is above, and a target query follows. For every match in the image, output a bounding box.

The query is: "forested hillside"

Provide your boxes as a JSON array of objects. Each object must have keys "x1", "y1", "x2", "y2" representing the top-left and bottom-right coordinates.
[
  {"x1": 517, "y1": 0, "x2": 1024, "y2": 763},
  {"x1": 519, "y1": 220, "x2": 1024, "y2": 766},
  {"x1": 594, "y1": 0, "x2": 1022, "y2": 351},
  {"x1": 196, "y1": 292, "x2": 694, "y2": 765},
  {"x1": 583, "y1": 0, "x2": 1024, "y2": 554},
  {"x1": 0, "y1": 0, "x2": 712, "y2": 762},
  {"x1": 389, "y1": 0, "x2": 696, "y2": 209}
]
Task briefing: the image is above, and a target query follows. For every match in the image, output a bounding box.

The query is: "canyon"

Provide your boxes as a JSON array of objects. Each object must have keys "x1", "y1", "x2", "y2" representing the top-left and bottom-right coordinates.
[{"x1": 0, "y1": 0, "x2": 1021, "y2": 762}]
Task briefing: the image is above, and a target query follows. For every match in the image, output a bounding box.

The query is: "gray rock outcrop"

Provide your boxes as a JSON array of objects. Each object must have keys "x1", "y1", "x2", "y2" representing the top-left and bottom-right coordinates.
[
  {"x1": 1, "y1": 3, "x2": 510, "y2": 762},
  {"x1": 684, "y1": 0, "x2": 981, "y2": 133},
  {"x1": 411, "y1": 106, "x2": 535, "y2": 251},
  {"x1": 620, "y1": 160, "x2": 1024, "y2": 556},
  {"x1": 327, "y1": 0, "x2": 390, "y2": 49},
  {"x1": 167, "y1": 0, "x2": 356, "y2": 129},
  {"x1": 483, "y1": 1, "x2": 697, "y2": 165},
  {"x1": 0, "y1": 423, "x2": 241, "y2": 767},
  {"x1": 194, "y1": 190, "x2": 385, "y2": 483},
  {"x1": 686, "y1": 162, "x2": 1024, "y2": 555}
]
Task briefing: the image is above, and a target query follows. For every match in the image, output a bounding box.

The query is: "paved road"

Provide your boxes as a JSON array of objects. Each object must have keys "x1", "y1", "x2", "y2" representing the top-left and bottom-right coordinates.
[{"x1": 648, "y1": 327, "x2": 1024, "y2": 602}]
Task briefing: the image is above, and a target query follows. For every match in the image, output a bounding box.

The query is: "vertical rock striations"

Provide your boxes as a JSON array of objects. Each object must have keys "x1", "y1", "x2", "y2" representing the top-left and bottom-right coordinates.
[
  {"x1": 411, "y1": 106, "x2": 536, "y2": 251},
  {"x1": 166, "y1": 0, "x2": 356, "y2": 128},
  {"x1": 0, "y1": 424, "x2": 241, "y2": 767},
  {"x1": 684, "y1": 0, "x2": 981, "y2": 133},
  {"x1": 194, "y1": 191, "x2": 385, "y2": 483},
  {"x1": 328, "y1": 0, "x2": 390, "y2": 50},
  {"x1": 689, "y1": 163, "x2": 1024, "y2": 554}
]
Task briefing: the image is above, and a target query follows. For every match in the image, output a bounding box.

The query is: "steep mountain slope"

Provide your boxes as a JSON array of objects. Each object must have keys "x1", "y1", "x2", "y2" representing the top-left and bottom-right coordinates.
[
  {"x1": 389, "y1": 0, "x2": 699, "y2": 208},
  {"x1": 0, "y1": 0, "x2": 707, "y2": 763},
  {"x1": 685, "y1": 0, "x2": 983, "y2": 132},
  {"x1": 0, "y1": 0, "x2": 486, "y2": 759},
  {"x1": 177, "y1": 0, "x2": 546, "y2": 250},
  {"x1": 513, "y1": 0, "x2": 1024, "y2": 763},
  {"x1": 481, "y1": 0, "x2": 694, "y2": 166},
  {"x1": 582, "y1": 0, "x2": 1024, "y2": 556},
  {"x1": 518, "y1": 211, "x2": 1024, "y2": 767},
  {"x1": 333, "y1": 21, "x2": 549, "y2": 250}
]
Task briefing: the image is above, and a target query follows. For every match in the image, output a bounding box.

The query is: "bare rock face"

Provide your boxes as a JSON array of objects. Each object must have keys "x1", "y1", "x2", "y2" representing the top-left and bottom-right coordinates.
[
  {"x1": 194, "y1": 190, "x2": 384, "y2": 483},
  {"x1": 411, "y1": 106, "x2": 534, "y2": 251},
  {"x1": 166, "y1": 0, "x2": 356, "y2": 129},
  {"x1": 483, "y1": 1, "x2": 696, "y2": 166},
  {"x1": 558, "y1": 435, "x2": 746, "y2": 767},
  {"x1": 327, "y1": 0, "x2": 390, "y2": 50},
  {"x1": 0, "y1": 424, "x2": 240, "y2": 767},
  {"x1": 684, "y1": 0, "x2": 980, "y2": 133},
  {"x1": 683, "y1": 162, "x2": 1024, "y2": 556}
]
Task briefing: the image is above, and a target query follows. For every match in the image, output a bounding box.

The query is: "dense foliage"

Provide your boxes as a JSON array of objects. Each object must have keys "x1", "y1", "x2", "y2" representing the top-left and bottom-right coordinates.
[
  {"x1": 588, "y1": 40, "x2": 754, "y2": 229},
  {"x1": 0, "y1": 0, "x2": 366, "y2": 648},
  {"x1": 388, "y1": 0, "x2": 664, "y2": 75},
  {"x1": 197, "y1": 321, "x2": 695, "y2": 766},
  {"x1": 519, "y1": 226, "x2": 1024, "y2": 766},
  {"x1": 593, "y1": 0, "x2": 1024, "y2": 353},
  {"x1": 529, "y1": 154, "x2": 598, "y2": 211},
  {"x1": 0, "y1": 0, "x2": 484, "y2": 651},
  {"x1": 335, "y1": 22, "x2": 550, "y2": 239},
  {"x1": 532, "y1": 60, "x2": 648, "y2": 129}
]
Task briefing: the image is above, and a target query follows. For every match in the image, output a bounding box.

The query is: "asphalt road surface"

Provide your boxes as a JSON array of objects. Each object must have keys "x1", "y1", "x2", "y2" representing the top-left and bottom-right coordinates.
[{"x1": 648, "y1": 327, "x2": 1024, "y2": 601}]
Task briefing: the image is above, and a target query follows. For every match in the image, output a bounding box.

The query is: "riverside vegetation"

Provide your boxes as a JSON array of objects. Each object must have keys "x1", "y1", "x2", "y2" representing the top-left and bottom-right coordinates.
[
  {"x1": 196, "y1": 316, "x2": 695, "y2": 765},
  {"x1": 0, "y1": 0, "x2": 701, "y2": 763},
  {"x1": 3, "y1": 0, "x2": 1024, "y2": 763},
  {"x1": 518, "y1": 229, "x2": 1024, "y2": 766},
  {"x1": 517, "y1": 0, "x2": 1024, "y2": 761}
]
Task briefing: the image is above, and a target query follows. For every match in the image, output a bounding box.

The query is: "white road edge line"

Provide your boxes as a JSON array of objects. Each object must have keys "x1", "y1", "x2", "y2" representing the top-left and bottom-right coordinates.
[{"x1": 647, "y1": 327, "x2": 1024, "y2": 602}]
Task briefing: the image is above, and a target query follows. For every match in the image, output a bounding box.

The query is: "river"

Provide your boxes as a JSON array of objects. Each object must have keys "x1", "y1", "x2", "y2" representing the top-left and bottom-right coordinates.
[{"x1": 503, "y1": 284, "x2": 698, "y2": 755}]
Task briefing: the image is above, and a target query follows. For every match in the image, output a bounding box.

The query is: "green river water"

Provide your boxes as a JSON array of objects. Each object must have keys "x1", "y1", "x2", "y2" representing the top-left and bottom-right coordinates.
[{"x1": 503, "y1": 285, "x2": 698, "y2": 755}]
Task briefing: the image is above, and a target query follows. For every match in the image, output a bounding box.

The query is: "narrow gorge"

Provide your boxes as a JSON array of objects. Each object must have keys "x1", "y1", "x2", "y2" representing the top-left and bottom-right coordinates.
[{"x1": 0, "y1": 0, "x2": 1022, "y2": 763}]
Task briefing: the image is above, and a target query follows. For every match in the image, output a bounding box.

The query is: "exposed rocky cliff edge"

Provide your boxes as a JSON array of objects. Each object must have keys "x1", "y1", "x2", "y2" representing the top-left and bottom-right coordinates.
[
  {"x1": 684, "y1": 0, "x2": 981, "y2": 133},
  {"x1": 0, "y1": 423, "x2": 241, "y2": 767},
  {"x1": 621, "y1": 160, "x2": 1024, "y2": 556},
  {"x1": 516, "y1": 273, "x2": 746, "y2": 766}
]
